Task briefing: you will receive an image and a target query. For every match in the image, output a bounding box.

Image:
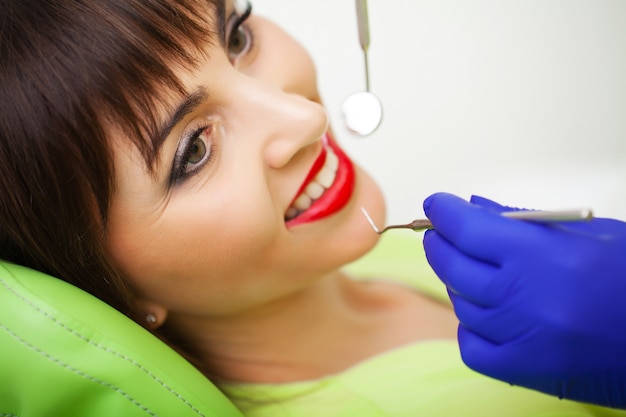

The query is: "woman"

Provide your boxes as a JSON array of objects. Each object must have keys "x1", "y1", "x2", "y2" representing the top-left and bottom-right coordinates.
[{"x1": 0, "y1": 0, "x2": 622, "y2": 415}]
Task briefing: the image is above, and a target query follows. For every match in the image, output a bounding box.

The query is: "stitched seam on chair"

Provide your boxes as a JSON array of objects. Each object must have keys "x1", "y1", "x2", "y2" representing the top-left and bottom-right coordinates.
[
  {"x1": 0, "y1": 275, "x2": 206, "y2": 417},
  {"x1": 0, "y1": 324, "x2": 157, "y2": 416}
]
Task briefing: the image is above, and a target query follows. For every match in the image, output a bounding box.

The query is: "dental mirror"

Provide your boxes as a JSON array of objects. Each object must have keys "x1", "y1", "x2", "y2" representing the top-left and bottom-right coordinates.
[{"x1": 342, "y1": 0, "x2": 383, "y2": 137}]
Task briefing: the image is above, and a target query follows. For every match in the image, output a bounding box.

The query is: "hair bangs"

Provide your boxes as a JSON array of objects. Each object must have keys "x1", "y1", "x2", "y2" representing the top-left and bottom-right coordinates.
[
  {"x1": 88, "y1": 0, "x2": 224, "y2": 172},
  {"x1": 0, "y1": 0, "x2": 223, "y2": 315}
]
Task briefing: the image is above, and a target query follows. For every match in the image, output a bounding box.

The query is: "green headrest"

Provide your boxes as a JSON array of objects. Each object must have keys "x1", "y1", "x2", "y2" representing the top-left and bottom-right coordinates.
[{"x1": 0, "y1": 261, "x2": 243, "y2": 416}]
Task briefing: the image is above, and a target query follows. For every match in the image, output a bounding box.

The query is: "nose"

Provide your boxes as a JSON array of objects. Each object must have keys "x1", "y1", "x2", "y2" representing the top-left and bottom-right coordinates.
[
  {"x1": 233, "y1": 17, "x2": 328, "y2": 169},
  {"x1": 231, "y1": 78, "x2": 328, "y2": 169},
  {"x1": 261, "y1": 91, "x2": 328, "y2": 169}
]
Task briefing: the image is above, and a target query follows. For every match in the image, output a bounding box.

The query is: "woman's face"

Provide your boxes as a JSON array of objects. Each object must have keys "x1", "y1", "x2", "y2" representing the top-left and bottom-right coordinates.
[{"x1": 106, "y1": 0, "x2": 386, "y2": 319}]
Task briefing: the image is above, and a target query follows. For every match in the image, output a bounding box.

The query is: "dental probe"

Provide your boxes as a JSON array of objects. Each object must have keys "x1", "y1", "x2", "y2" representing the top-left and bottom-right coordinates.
[
  {"x1": 341, "y1": 0, "x2": 383, "y2": 136},
  {"x1": 360, "y1": 207, "x2": 594, "y2": 234}
]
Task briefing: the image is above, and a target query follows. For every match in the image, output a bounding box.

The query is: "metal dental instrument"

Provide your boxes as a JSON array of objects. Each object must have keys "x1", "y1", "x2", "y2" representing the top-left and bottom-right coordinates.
[
  {"x1": 361, "y1": 207, "x2": 594, "y2": 234},
  {"x1": 342, "y1": 0, "x2": 383, "y2": 137}
]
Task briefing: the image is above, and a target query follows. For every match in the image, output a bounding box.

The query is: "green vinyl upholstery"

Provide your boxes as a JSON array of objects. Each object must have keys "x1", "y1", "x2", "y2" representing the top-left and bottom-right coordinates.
[{"x1": 0, "y1": 261, "x2": 243, "y2": 416}]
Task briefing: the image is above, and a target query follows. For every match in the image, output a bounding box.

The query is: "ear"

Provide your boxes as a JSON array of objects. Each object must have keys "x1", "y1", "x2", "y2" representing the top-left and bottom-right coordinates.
[{"x1": 136, "y1": 299, "x2": 169, "y2": 330}]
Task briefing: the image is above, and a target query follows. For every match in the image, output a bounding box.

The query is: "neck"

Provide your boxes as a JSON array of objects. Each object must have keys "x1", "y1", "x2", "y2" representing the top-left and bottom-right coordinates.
[{"x1": 167, "y1": 271, "x2": 392, "y2": 383}]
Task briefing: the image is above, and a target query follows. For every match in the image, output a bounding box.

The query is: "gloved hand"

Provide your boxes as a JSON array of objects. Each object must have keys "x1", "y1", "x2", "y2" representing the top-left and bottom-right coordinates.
[{"x1": 422, "y1": 192, "x2": 626, "y2": 409}]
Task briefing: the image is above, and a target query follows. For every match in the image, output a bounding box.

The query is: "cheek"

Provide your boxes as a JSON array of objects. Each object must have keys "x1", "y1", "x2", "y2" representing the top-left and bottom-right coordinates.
[{"x1": 106, "y1": 182, "x2": 282, "y2": 314}]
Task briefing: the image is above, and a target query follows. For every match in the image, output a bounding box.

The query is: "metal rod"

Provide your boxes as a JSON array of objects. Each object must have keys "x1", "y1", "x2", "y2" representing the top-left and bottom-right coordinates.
[
  {"x1": 500, "y1": 209, "x2": 593, "y2": 222},
  {"x1": 356, "y1": 0, "x2": 371, "y2": 92}
]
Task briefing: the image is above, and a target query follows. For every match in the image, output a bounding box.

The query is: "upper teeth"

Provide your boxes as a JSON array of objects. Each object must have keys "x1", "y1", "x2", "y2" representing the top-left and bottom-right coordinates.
[{"x1": 285, "y1": 147, "x2": 339, "y2": 220}]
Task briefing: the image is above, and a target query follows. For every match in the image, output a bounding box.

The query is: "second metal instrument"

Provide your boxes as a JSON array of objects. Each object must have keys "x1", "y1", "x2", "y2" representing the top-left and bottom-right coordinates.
[{"x1": 361, "y1": 206, "x2": 594, "y2": 234}]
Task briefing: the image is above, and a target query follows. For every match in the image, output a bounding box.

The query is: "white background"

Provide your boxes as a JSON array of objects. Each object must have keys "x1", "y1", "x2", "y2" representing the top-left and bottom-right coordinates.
[{"x1": 254, "y1": 0, "x2": 626, "y2": 224}]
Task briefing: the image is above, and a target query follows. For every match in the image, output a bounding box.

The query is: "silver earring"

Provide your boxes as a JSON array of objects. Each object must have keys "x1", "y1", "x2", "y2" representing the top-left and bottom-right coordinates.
[{"x1": 146, "y1": 313, "x2": 157, "y2": 324}]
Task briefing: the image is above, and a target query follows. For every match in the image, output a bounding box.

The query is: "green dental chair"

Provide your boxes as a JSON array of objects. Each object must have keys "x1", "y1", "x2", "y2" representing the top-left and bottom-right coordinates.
[
  {"x1": 0, "y1": 233, "x2": 435, "y2": 415},
  {"x1": 0, "y1": 260, "x2": 244, "y2": 416}
]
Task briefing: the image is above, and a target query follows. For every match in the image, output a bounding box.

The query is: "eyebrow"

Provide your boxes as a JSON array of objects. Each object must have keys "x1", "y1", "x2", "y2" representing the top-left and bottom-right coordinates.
[
  {"x1": 151, "y1": 0, "x2": 227, "y2": 163},
  {"x1": 154, "y1": 87, "x2": 208, "y2": 153}
]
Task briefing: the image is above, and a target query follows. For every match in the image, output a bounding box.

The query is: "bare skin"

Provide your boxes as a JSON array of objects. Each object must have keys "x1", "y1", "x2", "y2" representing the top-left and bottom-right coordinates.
[
  {"x1": 170, "y1": 271, "x2": 457, "y2": 383},
  {"x1": 105, "y1": 0, "x2": 458, "y2": 384}
]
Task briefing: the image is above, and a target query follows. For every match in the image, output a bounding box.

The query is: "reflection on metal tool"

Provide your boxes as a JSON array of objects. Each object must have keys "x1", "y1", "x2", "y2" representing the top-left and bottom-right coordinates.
[
  {"x1": 360, "y1": 206, "x2": 594, "y2": 234},
  {"x1": 342, "y1": 0, "x2": 383, "y2": 137}
]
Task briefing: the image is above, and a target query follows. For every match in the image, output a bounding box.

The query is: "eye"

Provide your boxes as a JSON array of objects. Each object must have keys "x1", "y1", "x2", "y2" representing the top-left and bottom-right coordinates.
[
  {"x1": 171, "y1": 125, "x2": 214, "y2": 184},
  {"x1": 228, "y1": 26, "x2": 250, "y2": 58},
  {"x1": 226, "y1": 2, "x2": 253, "y2": 62}
]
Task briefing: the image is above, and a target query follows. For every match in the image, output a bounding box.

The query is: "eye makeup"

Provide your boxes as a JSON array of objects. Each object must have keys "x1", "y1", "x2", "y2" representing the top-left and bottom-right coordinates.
[{"x1": 170, "y1": 123, "x2": 217, "y2": 184}]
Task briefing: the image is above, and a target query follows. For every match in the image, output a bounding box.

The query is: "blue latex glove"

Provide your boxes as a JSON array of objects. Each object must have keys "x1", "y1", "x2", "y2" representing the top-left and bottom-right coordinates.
[{"x1": 423, "y1": 192, "x2": 626, "y2": 409}]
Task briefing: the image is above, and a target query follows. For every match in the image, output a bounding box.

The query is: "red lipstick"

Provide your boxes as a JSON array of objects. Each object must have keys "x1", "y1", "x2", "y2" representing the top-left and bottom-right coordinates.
[{"x1": 286, "y1": 134, "x2": 355, "y2": 227}]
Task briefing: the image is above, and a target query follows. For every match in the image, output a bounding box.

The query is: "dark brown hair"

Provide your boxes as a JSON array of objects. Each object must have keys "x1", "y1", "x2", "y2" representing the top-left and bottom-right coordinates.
[{"x1": 0, "y1": 0, "x2": 220, "y2": 321}]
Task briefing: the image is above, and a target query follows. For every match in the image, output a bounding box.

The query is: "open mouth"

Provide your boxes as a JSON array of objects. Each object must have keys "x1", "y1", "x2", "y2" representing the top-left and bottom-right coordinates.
[{"x1": 285, "y1": 134, "x2": 355, "y2": 227}]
